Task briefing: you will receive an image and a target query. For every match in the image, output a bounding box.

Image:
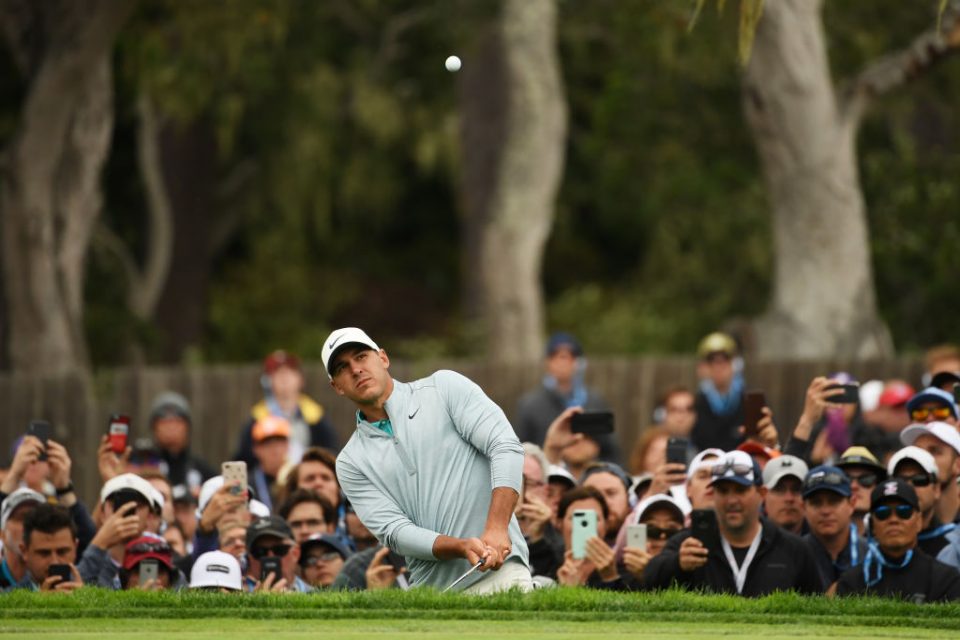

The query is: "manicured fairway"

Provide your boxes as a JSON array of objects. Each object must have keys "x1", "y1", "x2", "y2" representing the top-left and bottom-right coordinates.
[
  {"x1": 0, "y1": 618, "x2": 955, "y2": 640},
  {"x1": 1, "y1": 588, "x2": 956, "y2": 639}
]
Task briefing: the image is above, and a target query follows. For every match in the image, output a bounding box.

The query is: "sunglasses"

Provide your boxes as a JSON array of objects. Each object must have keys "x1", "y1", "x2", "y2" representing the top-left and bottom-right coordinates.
[
  {"x1": 910, "y1": 406, "x2": 954, "y2": 421},
  {"x1": 301, "y1": 552, "x2": 341, "y2": 567},
  {"x1": 896, "y1": 473, "x2": 933, "y2": 488},
  {"x1": 846, "y1": 472, "x2": 878, "y2": 488},
  {"x1": 250, "y1": 544, "x2": 292, "y2": 560},
  {"x1": 712, "y1": 461, "x2": 753, "y2": 477},
  {"x1": 646, "y1": 525, "x2": 682, "y2": 541},
  {"x1": 872, "y1": 504, "x2": 915, "y2": 521},
  {"x1": 127, "y1": 541, "x2": 172, "y2": 556},
  {"x1": 803, "y1": 472, "x2": 848, "y2": 492}
]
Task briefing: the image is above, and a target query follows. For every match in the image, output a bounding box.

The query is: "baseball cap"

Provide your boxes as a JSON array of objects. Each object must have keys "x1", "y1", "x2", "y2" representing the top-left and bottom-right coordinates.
[
  {"x1": 900, "y1": 421, "x2": 960, "y2": 456},
  {"x1": 263, "y1": 350, "x2": 302, "y2": 375},
  {"x1": 888, "y1": 446, "x2": 939, "y2": 479},
  {"x1": 871, "y1": 478, "x2": 919, "y2": 511},
  {"x1": 0, "y1": 487, "x2": 45, "y2": 530},
  {"x1": 100, "y1": 473, "x2": 158, "y2": 507},
  {"x1": 836, "y1": 446, "x2": 886, "y2": 475},
  {"x1": 710, "y1": 450, "x2": 762, "y2": 487},
  {"x1": 878, "y1": 381, "x2": 915, "y2": 408},
  {"x1": 148, "y1": 391, "x2": 191, "y2": 425},
  {"x1": 858, "y1": 380, "x2": 885, "y2": 412},
  {"x1": 762, "y1": 455, "x2": 808, "y2": 489},
  {"x1": 545, "y1": 332, "x2": 583, "y2": 358},
  {"x1": 687, "y1": 448, "x2": 724, "y2": 480},
  {"x1": 802, "y1": 465, "x2": 851, "y2": 498},
  {"x1": 300, "y1": 533, "x2": 351, "y2": 562},
  {"x1": 581, "y1": 462, "x2": 632, "y2": 493},
  {"x1": 697, "y1": 332, "x2": 737, "y2": 359},
  {"x1": 252, "y1": 415, "x2": 291, "y2": 442},
  {"x1": 190, "y1": 551, "x2": 242, "y2": 591},
  {"x1": 321, "y1": 327, "x2": 381, "y2": 378},
  {"x1": 246, "y1": 515, "x2": 294, "y2": 547},
  {"x1": 906, "y1": 387, "x2": 959, "y2": 419},
  {"x1": 547, "y1": 465, "x2": 576, "y2": 489},
  {"x1": 931, "y1": 371, "x2": 960, "y2": 391},
  {"x1": 122, "y1": 535, "x2": 174, "y2": 571},
  {"x1": 633, "y1": 494, "x2": 685, "y2": 523}
]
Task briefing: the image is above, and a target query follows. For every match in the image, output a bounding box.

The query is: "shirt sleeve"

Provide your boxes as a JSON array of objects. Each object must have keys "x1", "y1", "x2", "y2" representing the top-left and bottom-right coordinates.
[
  {"x1": 336, "y1": 453, "x2": 440, "y2": 562},
  {"x1": 435, "y1": 370, "x2": 524, "y2": 493}
]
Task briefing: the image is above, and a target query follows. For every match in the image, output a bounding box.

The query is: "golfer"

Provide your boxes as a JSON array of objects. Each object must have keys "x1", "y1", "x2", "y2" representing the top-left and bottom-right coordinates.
[{"x1": 324, "y1": 327, "x2": 532, "y2": 593}]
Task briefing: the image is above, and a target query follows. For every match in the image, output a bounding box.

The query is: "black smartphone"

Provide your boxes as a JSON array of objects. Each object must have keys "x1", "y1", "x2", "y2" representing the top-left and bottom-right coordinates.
[
  {"x1": 386, "y1": 549, "x2": 405, "y2": 572},
  {"x1": 742, "y1": 391, "x2": 766, "y2": 438},
  {"x1": 260, "y1": 556, "x2": 282, "y2": 583},
  {"x1": 825, "y1": 383, "x2": 859, "y2": 404},
  {"x1": 48, "y1": 563, "x2": 72, "y2": 584},
  {"x1": 570, "y1": 411, "x2": 614, "y2": 437},
  {"x1": 27, "y1": 420, "x2": 51, "y2": 462},
  {"x1": 691, "y1": 509, "x2": 721, "y2": 554},
  {"x1": 666, "y1": 437, "x2": 688, "y2": 467}
]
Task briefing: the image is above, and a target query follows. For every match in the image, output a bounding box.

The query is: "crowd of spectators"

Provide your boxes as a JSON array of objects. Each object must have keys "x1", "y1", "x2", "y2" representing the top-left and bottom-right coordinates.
[{"x1": 3, "y1": 336, "x2": 960, "y2": 604}]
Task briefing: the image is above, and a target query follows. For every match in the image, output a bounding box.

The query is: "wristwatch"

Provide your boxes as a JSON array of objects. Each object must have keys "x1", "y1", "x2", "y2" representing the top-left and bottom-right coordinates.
[{"x1": 55, "y1": 482, "x2": 75, "y2": 496}]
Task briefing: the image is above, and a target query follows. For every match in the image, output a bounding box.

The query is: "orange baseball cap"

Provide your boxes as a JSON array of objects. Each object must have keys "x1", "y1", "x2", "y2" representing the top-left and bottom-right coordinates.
[{"x1": 252, "y1": 416, "x2": 291, "y2": 442}]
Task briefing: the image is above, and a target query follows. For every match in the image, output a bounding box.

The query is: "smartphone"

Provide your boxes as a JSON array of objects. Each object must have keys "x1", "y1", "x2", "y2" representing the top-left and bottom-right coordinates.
[
  {"x1": 570, "y1": 411, "x2": 615, "y2": 437},
  {"x1": 48, "y1": 563, "x2": 72, "y2": 584},
  {"x1": 691, "y1": 509, "x2": 721, "y2": 554},
  {"x1": 222, "y1": 461, "x2": 247, "y2": 496},
  {"x1": 825, "y1": 383, "x2": 859, "y2": 404},
  {"x1": 108, "y1": 414, "x2": 130, "y2": 455},
  {"x1": 571, "y1": 509, "x2": 598, "y2": 560},
  {"x1": 626, "y1": 523, "x2": 647, "y2": 551},
  {"x1": 386, "y1": 549, "x2": 406, "y2": 572},
  {"x1": 666, "y1": 437, "x2": 688, "y2": 468},
  {"x1": 27, "y1": 420, "x2": 51, "y2": 461},
  {"x1": 742, "y1": 390, "x2": 766, "y2": 438},
  {"x1": 139, "y1": 559, "x2": 160, "y2": 585},
  {"x1": 261, "y1": 556, "x2": 282, "y2": 582}
]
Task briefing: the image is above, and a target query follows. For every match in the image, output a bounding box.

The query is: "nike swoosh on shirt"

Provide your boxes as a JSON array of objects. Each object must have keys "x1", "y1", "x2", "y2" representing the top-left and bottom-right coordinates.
[{"x1": 408, "y1": 407, "x2": 420, "y2": 419}]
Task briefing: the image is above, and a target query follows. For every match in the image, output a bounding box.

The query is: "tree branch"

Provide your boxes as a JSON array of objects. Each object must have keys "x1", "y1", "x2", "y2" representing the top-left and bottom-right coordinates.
[{"x1": 841, "y1": 0, "x2": 960, "y2": 125}]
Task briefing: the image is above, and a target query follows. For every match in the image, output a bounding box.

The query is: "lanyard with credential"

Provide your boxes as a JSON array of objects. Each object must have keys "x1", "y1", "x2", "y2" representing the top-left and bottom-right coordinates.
[
  {"x1": 849, "y1": 523, "x2": 860, "y2": 567},
  {"x1": 721, "y1": 529, "x2": 762, "y2": 594}
]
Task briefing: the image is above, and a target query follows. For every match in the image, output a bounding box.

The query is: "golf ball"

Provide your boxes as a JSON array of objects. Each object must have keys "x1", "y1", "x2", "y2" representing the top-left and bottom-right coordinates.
[{"x1": 445, "y1": 55, "x2": 461, "y2": 72}]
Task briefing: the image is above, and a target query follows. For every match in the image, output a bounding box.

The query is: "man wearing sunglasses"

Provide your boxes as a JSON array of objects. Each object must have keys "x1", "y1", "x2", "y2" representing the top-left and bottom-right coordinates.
[
  {"x1": 243, "y1": 516, "x2": 310, "y2": 592},
  {"x1": 644, "y1": 450, "x2": 823, "y2": 596},
  {"x1": 324, "y1": 328, "x2": 531, "y2": 594},
  {"x1": 801, "y1": 466, "x2": 866, "y2": 587},
  {"x1": 905, "y1": 387, "x2": 958, "y2": 427},
  {"x1": 835, "y1": 479, "x2": 960, "y2": 602},
  {"x1": 888, "y1": 447, "x2": 951, "y2": 557},
  {"x1": 899, "y1": 421, "x2": 960, "y2": 525},
  {"x1": 836, "y1": 447, "x2": 887, "y2": 535}
]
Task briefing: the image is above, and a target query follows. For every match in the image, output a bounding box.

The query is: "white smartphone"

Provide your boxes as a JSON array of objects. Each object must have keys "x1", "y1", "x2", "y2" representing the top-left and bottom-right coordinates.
[
  {"x1": 139, "y1": 559, "x2": 160, "y2": 585},
  {"x1": 222, "y1": 461, "x2": 247, "y2": 495},
  {"x1": 571, "y1": 509, "x2": 598, "y2": 560},
  {"x1": 626, "y1": 523, "x2": 647, "y2": 551}
]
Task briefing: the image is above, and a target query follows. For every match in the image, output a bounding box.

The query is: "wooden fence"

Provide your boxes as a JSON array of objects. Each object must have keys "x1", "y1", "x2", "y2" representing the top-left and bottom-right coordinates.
[{"x1": 0, "y1": 357, "x2": 926, "y2": 504}]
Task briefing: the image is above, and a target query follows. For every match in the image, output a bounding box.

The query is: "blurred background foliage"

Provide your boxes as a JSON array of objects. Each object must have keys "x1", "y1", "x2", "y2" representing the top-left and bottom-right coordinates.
[{"x1": 43, "y1": 0, "x2": 958, "y2": 367}]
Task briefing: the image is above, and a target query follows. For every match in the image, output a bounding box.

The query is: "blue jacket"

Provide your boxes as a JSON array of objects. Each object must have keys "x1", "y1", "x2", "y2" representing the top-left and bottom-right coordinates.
[{"x1": 336, "y1": 370, "x2": 529, "y2": 590}]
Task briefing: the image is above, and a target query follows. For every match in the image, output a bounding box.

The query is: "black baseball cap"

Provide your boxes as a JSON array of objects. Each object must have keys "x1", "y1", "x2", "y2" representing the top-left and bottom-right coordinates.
[
  {"x1": 246, "y1": 516, "x2": 294, "y2": 547},
  {"x1": 870, "y1": 478, "x2": 919, "y2": 511}
]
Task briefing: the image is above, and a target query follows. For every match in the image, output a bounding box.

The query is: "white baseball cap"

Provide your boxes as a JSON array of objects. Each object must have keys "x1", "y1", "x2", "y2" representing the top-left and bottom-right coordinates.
[
  {"x1": 321, "y1": 327, "x2": 380, "y2": 378},
  {"x1": 888, "y1": 446, "x2": 939, "y2": 479},
  {"x1": 196, "y1": 476, "x2": 225, "y2": 518},
  {"x1": 762, "y1": 455, "x2": 809, "y2": 490},
  {"x1": 633, "y1": 493, "x2": 686, "y2": 523},
  {"x1": 900, "y1": 421, "x2": 960, "y2": 457},
  {"x1": 190, "y1": 551, "x2": 242, "y2": 591},
  {"x1": 1, "y1": 488, "x2": 45, "y2": 530},
  {"x1": 100, "y1": 473, "x2": 158, "y2": 508},
  {"x1": 687, "y1": 448, "x2": 724, "y2": 480}
]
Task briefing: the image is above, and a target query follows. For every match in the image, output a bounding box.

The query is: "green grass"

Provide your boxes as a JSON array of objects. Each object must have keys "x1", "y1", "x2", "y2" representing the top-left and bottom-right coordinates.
[{"x1": 0, "y1": 588, "x2": 955, "y2": 638}]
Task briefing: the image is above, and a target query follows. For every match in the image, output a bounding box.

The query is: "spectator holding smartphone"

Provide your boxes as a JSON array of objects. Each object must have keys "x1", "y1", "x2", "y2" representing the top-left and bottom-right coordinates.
[
  {"x1": 14, "y1": 504, "x2": 83, "y2": 592},
  {"x1": 0, "y1": 488, "x2": 45, "y2": 589},
  {"x1": 244, "y1": 516, "x2": 310, "y2": 593},
  {"x1": 618, "y1": 494, "x2": 685, "y2": 586},
  {"x1": 644, "y1": 450, "x2": 823, "y2": 596},
  {"x1": 555, "y1": 487, "x2": 624, "y2": 589},
  {"x1": 119, "y1": 536, "x2": 182, "y2": 590}
]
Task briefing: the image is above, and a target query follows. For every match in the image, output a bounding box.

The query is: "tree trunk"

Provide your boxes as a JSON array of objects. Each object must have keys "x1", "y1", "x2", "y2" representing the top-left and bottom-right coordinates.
[
  {"x1": 0, "y1": 0, "x2": 133, "y2": 375},
  {"x1": 459, "y1": 0, "x2": 567, "y2": 363},
  {"x1": 742, "y1": 0, "x2": 893, "y2": 359}
]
